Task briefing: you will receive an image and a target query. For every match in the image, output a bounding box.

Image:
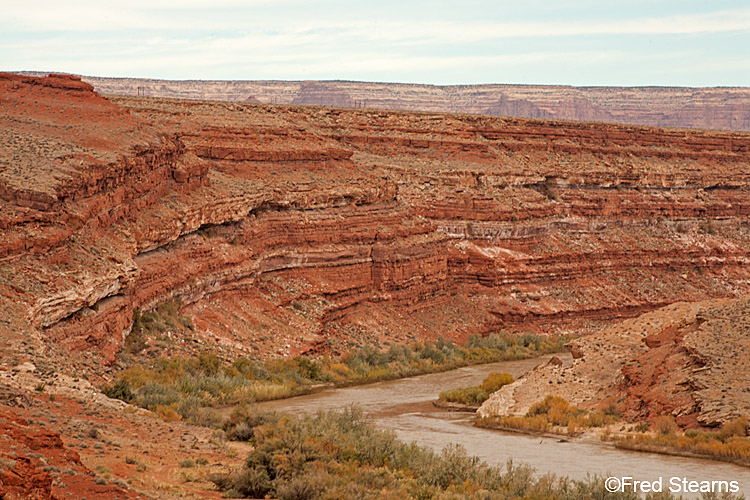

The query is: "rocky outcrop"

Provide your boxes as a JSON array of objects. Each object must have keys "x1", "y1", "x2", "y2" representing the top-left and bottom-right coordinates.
[
  {"x1": 292, "y1": 81, "x2": 356, "y2": 108},
  {"x1": 2, "y1": 73, "x2": 750, "y2": 375},
  {"x1": 68, "y1": 75, "x2": 750, "y2": 131},
  {"x1": 477, "y1": 298, "x2": 750, "y2": 428},
  {"x1": 0, "y1": 407, "x2": 139, "y2": 500}
]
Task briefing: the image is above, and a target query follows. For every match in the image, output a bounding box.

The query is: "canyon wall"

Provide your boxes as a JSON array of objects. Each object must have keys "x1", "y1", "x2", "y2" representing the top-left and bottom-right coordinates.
[
  {"x1": 76, "y1": 76, "x2": 750, "y2": 131},
  {"x1": 2, "y1": 72, "x2": 750, "y2": 378},
  {"x1": 478, "y1": 297, "x2": 750, "y2": 428}
]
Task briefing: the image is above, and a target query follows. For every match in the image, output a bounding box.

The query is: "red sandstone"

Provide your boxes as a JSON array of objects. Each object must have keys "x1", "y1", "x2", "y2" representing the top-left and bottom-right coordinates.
[{"x1": 2, "y1": 72, "x2": 750, "y2": 497}]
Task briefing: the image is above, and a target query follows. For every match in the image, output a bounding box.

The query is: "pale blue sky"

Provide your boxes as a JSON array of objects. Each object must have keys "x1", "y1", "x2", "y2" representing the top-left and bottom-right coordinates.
[{"x1": 3, "y1": 0, "x2": 749, "y2": 86}]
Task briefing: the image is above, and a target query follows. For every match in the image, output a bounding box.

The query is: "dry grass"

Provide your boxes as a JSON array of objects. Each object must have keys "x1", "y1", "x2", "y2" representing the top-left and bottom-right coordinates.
[
  {"x1": 477, "y1": 395, "x2": 620, "y2": 436},
  {"x1": 614, "y1": 417, "x2": 750, "y2": 466},
  {"x1": 438, "y1": 372, "x2": 513, "y2": 406}
]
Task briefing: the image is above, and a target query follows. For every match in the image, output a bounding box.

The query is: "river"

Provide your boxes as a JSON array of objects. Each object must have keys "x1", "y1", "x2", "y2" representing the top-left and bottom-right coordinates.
[{"x1": 259, "y1": 354, "x2": 750, "y2": 497}]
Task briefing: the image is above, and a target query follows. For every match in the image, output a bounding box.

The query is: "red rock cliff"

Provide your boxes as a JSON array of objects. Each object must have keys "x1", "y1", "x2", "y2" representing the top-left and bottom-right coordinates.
[{"x1": 2, "y1": 73, "x2": 750, "y2": 375}]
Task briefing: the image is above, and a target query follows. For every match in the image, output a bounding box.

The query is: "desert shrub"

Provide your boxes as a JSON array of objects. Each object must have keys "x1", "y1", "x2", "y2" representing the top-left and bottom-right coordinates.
[
  {"x1": 295, "y1": 357, "x2": 325, "y2": 381},
  {"x1": 439, "y1": 372, "x2": 514, "y2": 405},
  {"x1": 385, "y1": 343, "x2": 413, "y2": 365},
  {"x1": 237, "y1": 466, "x2": 273, "y2": 497},
  {"x1": 527, "y1": 396, "x2": 572, "y2": 419},
  {"x1": 102, "y1": 379, "x2": 133, "y2": 402},
  {"x1": 439, "y1": 386, "x2": 489, "y2": 405},
  {"x1": 348, "y1": 344, "x2": 387, "y2": 369},
  {"x1": 210, "y1": 407, "x2": 698, "y2": 500},
  {"x1": 224, "y1": 356, "x2": 272, "y2": 380},
  {"x1": 133, "y1": 382, "x2": 181, "y2": 409},
  {"x1": 601, "y1": 400, "x2": 622, "y2": 417},
  {"x1": 634, "y1": 422, "x2": 650, "y2": 433},
  {"x1": 419, "y1": 343, "x2": 446, "y2": 364},
  {"x1": 125, "y1": 309, "x2": 148, "y2": 354},
  {"x1": 124, "y1": 301, "x2": 195, "y2": 354},
  {"x1": 275, "y1": 474, "x2": 320, "y2": 500},
  {"x1": 154, "y1": 404, "x2": 181, "y2": 422},
  {"x1": 104, "y1": 333, "x2": 568, "y2": 426},
  {"x1": 719, "y1": 417, "x2": 748, "y2": 440},
  {"x1": 654, "y1": 416, "x2": 679, "y2": 436},
  {"x1": 481, "y1": 372, "x2": 513, "y2": 393},
  {"x1": 699, "y1": 219, "x2": 716, "y2": 235},
  {"x1": 615, "y1": 416, "x2": 750, "y2": 465},
  {"x1": 478, "y1": 395, "x2": 619, "y2": 434},
  {"x1": 195, "y1": 353, "x2": 221, "y2": 376}
]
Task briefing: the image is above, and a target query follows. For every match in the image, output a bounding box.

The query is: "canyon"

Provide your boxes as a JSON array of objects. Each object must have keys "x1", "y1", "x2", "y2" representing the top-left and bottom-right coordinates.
[
  {"x1": 75, "y1": 76, "x2": 750, "y2": 131},
  {"x1": 2, "y1": 72, "x2": 750, "y2": 498},
  {"x1": 4, "y1": 72, "x2": 750, "y2": 373}
]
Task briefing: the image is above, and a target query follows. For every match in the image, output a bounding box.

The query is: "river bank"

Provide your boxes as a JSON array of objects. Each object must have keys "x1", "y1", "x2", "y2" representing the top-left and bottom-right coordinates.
[{"x1": 258, "y1": 354, "x2": 750, "y2": 497}]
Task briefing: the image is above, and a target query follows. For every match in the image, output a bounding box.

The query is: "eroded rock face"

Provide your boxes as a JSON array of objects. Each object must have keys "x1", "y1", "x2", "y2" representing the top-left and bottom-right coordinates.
[
  {"x1": 77, "y1": 76, "x2": 750, "y2": 131},
  {"x1": 2, "y1": 73, "x2": 750, "y2": 376},
  {"x1": 0, "y1": 407, "x2": 140, "y2": 500},
  {"x1": 477, "y1": 298, "x2": 750, "y2": 428}
]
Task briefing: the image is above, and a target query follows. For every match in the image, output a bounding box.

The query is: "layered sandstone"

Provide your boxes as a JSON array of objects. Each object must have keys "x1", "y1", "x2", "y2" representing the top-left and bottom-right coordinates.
[
  {"x1": 0, "y1": 408, "x2": 143, "y2": 500},
  {"x1": 2, "y1": 73, "x2": 750, "y2": 377},
  {"x1": 3, "y1": 72, "x2": 750, "y2": 500},
  {"x1": 74, "y1": 75, "x2": 750, "y2": 131},
  {"x1": 477, "y1": 297, "x2": 750, "y2": 428}
]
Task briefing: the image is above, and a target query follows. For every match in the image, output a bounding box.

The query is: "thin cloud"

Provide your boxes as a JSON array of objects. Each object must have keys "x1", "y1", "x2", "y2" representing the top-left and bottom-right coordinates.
[
  {"x1": 2, "y1": 2, "x2": 748, "y2": 85},
  {"x1": 6, "y1": 5, "x2": 750, "y2": 38}
]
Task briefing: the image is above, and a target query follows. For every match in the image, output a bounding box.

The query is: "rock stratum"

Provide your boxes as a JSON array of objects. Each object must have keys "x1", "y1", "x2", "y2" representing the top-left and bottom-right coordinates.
[
  {"x1": 74, "y1": 76, "x2": 750, "y2": 131},
  {"x1": 2, "y1": 71, "x2": 750, "y2": 375},
  {"x1": 2, "y1": 71, "x2": 750, "y2": 496},
  {"x1": 478, "y1": 297, "x2": 750, "y2": 428}
]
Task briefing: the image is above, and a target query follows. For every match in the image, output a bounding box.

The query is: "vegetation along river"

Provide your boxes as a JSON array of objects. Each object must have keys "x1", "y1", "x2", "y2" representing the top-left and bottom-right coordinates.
[{"x1": 259, "y1": 353, "x2": 750, "y2": 497}]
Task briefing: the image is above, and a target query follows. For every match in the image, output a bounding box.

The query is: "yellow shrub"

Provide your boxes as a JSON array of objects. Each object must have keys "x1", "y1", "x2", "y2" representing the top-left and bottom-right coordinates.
[
  {"x1": 328, "y1": 363, "x2": 350, "y2": 377},
  {"x1": 155, "y1": 404, "x2": 182, "y2": 422},
  {"x1": 480, "y1": 372, "x2": 513, "y2": 393},
  {"x1": 653, "y1": 416, "x2": 679, "y2": 436}
]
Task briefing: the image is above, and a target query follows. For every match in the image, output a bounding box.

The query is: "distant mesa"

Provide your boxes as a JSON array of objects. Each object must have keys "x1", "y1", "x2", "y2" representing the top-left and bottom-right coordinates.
[
  {"x1": 69, "y1": 74, "x2": 750, "y2": 131},
  {"x1": 291, "y1": 81, "x2": 355, "y2": 108},
  {"x1": 484, "y1": 94, "x2": 553, "y2": 119}
]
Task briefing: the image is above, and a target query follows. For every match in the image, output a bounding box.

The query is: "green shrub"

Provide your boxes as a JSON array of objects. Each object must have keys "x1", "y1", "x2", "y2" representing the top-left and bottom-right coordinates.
[
  {"x1": 125, "y1": 309, "x2": 147, "y2": 354},
  {"x1": 209, "y1": 407, "x2": 712, "y2": 500},
  {"x1": 439, "y1": 372, "x2": 514, "y2": 405},
  {"x1": 104, "y1": 333, "x2": 568, "y2": 426},
  {"x1": 102, "y1": 379, "x2": 133, "y2": 402},
  {"x1": 419, "y1": 343, "x2": 445, "y2": 364},
  {"x1": 439, "y1": 386, "x2": 490, "y2": 405},
  {"x1": 124, "y1": 301, "x2": 194, "y2": 354}
]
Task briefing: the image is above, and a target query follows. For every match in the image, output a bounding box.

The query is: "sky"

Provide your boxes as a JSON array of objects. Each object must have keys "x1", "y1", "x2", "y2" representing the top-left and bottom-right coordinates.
[{"x1": 3, "y1": 0, "x2": 750, "y2": 87}]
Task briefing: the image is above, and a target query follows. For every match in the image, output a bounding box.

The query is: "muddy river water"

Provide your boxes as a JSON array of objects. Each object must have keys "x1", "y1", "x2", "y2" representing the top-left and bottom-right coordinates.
[{"x1": 259, "y1": 354, "x2": 750, "y2": 497}]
